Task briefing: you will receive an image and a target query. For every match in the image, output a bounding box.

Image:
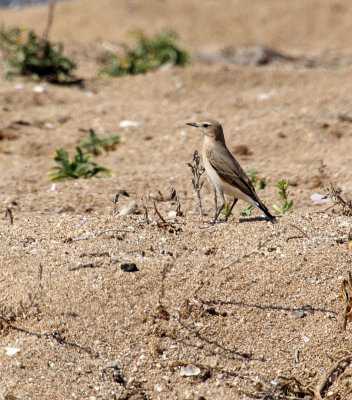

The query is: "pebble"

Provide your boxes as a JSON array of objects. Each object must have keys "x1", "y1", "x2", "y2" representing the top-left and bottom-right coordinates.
[
  {"x1": 120, "y1": 263, "x2": 138, "y2": 272},
  {"x1": 180, "y1": 364, "x2": 201, "y2": 376},
  {"x1": 119, "y1": 200, "x2": 138, "y2": 216},
  {"x1": 5, "y1": 347, "x2": 21, "y2": 356},
  {"x1": 119, "y1": 120, "x2": 140, "y2": 128},
  {"x1": 294, "y1": 311, "x2": 306, "y2": 319},
  {"x1": 33, "y1": 85, "x2": 47, "y2": 93},
  {"x1": 301, "y1": 334, "x2": 310, "y2": 342},
  {"x1": 311, "y1": 193, "x2": 331, "y2": 204}
]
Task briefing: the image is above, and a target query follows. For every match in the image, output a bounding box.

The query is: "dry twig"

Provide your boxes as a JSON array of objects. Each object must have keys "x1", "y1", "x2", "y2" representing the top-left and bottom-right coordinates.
[
  {"x1": 314, "y1": 355, "x2": 352, "y2": 399},
  {"x1": 153, "y1": 200, "x2": 182, "y2": 233},
  {"x1": 69, "y1": 261, "x2": 101, "y2": 271},
  {"x1": 4, "y1": 208, "x2": 13, "y2": 225},
  {"x1": 328, "y1": 183, "x2": 352, "y2": 216},
  {"x1": 340, "y1": 271, "x2": 352, "y2": 331},
  {"x1": 186, "y1": 150, "x2": 205, "y2": 217},
  {"x1": 41, "y1": 2, "x2": 55, "y2": 42}
]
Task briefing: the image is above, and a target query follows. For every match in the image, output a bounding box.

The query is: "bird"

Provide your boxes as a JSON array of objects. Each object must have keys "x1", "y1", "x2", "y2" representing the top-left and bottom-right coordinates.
[{"x1": 186, "y1": 119, "x2": 276, "y2": 225}]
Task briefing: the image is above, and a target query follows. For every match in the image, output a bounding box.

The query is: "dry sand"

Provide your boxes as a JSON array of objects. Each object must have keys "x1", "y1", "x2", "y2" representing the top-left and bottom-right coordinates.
[{"x1": 0, "y1": 1, "x2": 352, "y2": 399}]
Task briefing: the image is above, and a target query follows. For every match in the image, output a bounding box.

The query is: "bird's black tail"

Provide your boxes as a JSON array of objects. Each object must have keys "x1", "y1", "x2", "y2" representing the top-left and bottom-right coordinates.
[{"x1": 258, "y1": 201, "x2": 277, "y2": 224}]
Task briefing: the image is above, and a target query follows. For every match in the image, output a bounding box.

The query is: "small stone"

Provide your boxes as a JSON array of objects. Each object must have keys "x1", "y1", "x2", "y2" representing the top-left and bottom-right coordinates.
[
  {"x1": 119, "y1": 120, "x2": 140, "y2": 128},
  {"x1": 311, "y1": 193, "x2": 330, "y2": 204},
  {"x1": 301, "y1": 333, "x2": 310, "y2": 342},
  {"x1": 5, "y1": 347, "x2": 21, "y2": 356},
  {"x1": 119, "y1": 200, "x2": 138, "y2": 216},
  {"x1": 33, "y1": 85, "x2": 47, "y2": 93},
  {"x1": 294, "y1": 311, "x2": 306, "y2": 319},
  {"x1": 180, "y1": 364, "x2": 201, "y2": 377},
  {"x1": 45, "y1": 122, "x2": 55, "y2": 129},
  {"x1": 120, "y1": 263, "x2": 138, "y2": 272}
]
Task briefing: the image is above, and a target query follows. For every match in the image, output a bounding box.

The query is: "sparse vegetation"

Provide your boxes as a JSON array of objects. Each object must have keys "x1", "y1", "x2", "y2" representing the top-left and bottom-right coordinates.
[
  {"x1": 0, "y1": 25, "x2": 76, "y2": 82},
  {"x1": 48, "y1": 147, "x2": 112, "y2": 181},
  {"x1": 100, "y1": 31, "x2": 189, "y2": 77},
  {"x1": 78, "y1": 129, "x2": 124, "y2": 156},
  {"x1": 273, "y1": 179, "x2": 293, "y2": 214}
]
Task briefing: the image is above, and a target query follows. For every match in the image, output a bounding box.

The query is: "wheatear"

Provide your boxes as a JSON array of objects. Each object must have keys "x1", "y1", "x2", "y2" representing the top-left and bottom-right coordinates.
[{"x1": 186, "y1": 119, "x2": 276, "y2": 224}]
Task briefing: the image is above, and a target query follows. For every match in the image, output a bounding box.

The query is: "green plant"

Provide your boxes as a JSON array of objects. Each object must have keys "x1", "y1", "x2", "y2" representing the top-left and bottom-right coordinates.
[
  {"x1": 0, "y1": 26, "x2": 76, "y2": 82},
  {"x1": 222, "y1": 201, "x2": 234, "y2": 218},
  {"x1": 273, "y1": 179, "x2": 293, "y2": 214},
  {"x1": 239, "y1": 205, "x2": 254, "y2": 217},
  {"x1": 100, "y1": 31, "x2": 189, "y2": 77},
  {"x1": 48, "y1": 147, "x2": 112, "y2": 181},
  {"x1": 78, "y1": 129, "x2": 124, "y2": 156},
  {"x1": 248, "y1": 168, "x2": 270, "y2": 190},
  {"x1": 239, "y1": 169, "x2": 269, "y2": 216}
]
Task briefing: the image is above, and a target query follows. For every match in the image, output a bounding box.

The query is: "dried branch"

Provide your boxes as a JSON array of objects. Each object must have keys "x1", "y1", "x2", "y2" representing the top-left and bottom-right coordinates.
[
  {"x1": 4, "y1": 208, "x2": 13, "y2": 225},
  {"x1": 315, "y1": 355, "x2": 352, "y2": 399},
  {"x1": 186, "y1": 150, "x2": 205, "y2": 217},
  {"x1": 340, "y1": 271, "x2": 352, "y2": 331},
  {"x1": 41, "y1": 2, "x2": 55, "y2": 42},
  {"x1": 327, "y1": 183, "x2": 352, "y2": 216},
  {"x1": 170, "y1": 187, "x2": 182, "y2": 216},
  {"x1": 69, "y1": 261, "x2": 101, "y2": 271}
]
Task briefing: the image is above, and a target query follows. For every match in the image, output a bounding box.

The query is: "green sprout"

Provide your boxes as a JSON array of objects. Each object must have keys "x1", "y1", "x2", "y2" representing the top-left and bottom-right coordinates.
[
  {"x1": 100, "y1": 31, "x2": 189, "y2": 77},
  {"x1": 248, "y1": 168, "x2": 270, "y2": 190},
  {"x1": 78, "y1": 129, "x2": 124, "y2": 156},
  {"x1": 240, "y1": 169, "x2": 270, "y2": 216},
  {"x1": 47, "y1": 147, "x2": 112, "y2": 181},
  {"x1": 273, "y1": 179, "x2": 293, "y2": 214},
  {"x1": 222, "y1": 201, "x2": 233, "y2": 218},
  {"x1": 240, "y1": 205, "x2": 254, "y2": 217}
]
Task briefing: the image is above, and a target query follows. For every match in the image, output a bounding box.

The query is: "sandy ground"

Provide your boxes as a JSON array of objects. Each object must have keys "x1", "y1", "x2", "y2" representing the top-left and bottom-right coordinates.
[{"x1": 1, "y1": 1, "x2": 352, "y2": 399}]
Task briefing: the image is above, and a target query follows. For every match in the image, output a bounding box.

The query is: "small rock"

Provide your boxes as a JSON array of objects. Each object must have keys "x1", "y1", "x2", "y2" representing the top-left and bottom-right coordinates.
[
  {"x1": 119, "y1": 120, "x2": 140, "y2": 128},
  {"x1": 310, "y1": 193, "x2": 331, "y2": 204},
  {"x1": 180, "y1": 364, "x2": 201, "y2": 377},
  {"x1": 294, "y1": 311, "x2": 306, "y2": 319},
  {"x1": 33, "y1": 85, "x2": 47, "y2": 93},
  {"x1": 119, "y1": 200, "x2": 138, "y2": 216},
  {"x1": 120, "y1": 263, "x2": 138, "y2": 272},
  {"x1": 257, "y1": 91, "x2": 275, "y2": 101},
  {"x1": 154, "y1": 384, "x2": 163, "y2": 392},
  {"x1": 168, "y1": 210, "x2": 177, "y2": 218},
  {"x1": 301, "y1": 333, "x2": 310, "y2": 342},
  {"x1": 5, "y1": 347, "x2": 21, "y2": 356}
]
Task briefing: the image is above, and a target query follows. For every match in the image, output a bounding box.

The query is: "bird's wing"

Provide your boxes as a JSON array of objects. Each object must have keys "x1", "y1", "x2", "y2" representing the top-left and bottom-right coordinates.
[{"x1": 206, "y1": 147, "x2": 260, "y2": 202}]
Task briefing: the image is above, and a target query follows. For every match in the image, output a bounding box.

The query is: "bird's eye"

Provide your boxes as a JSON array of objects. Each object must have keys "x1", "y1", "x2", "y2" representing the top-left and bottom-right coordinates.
[{"x1": 202, "y1": 123, "x2": 210, "y2": 128}]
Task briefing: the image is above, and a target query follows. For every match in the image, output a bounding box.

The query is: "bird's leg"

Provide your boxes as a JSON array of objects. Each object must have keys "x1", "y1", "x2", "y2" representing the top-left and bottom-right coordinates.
[
  {"x1": 225, "y1": 198, "x2": 238, "y2": 222},
  {"x1": 211, "y1": 191, "x2": 225, "y2": 225},
  {"x1": 213, "y1": 188, "x2": 217, "y2": 211}
]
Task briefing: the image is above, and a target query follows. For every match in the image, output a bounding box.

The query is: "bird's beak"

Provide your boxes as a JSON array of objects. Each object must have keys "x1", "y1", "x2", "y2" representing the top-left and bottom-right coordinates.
[{"x1": 186, "y1": 122, "x2": 199, "y2": 128}]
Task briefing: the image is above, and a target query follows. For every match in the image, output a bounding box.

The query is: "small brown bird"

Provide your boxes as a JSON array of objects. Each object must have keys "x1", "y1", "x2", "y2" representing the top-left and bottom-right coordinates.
[{"x1": 186, "y1": 119, "x2": 276, "y2": 224}]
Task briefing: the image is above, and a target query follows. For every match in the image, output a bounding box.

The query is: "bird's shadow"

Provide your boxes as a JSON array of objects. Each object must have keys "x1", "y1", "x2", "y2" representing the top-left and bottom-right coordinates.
[{"x1": 199, "y1": 215, "x2": 277, "y2": 229}]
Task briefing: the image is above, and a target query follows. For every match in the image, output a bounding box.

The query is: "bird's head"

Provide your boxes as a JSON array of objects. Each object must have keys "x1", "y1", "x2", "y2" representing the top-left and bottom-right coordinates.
[{"x1": 186, "y1": 119, "x2": 224, "y2": 141}]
